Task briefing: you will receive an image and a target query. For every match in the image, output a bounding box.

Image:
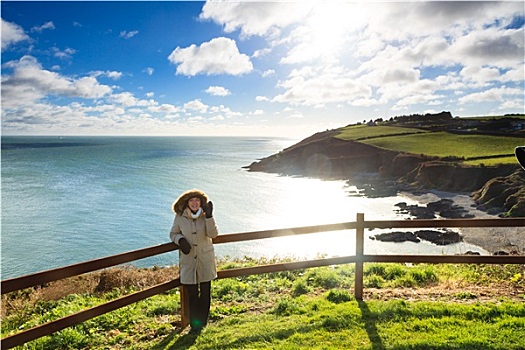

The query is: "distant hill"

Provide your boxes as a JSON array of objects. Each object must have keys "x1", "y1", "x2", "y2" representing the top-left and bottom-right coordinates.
[{"x1": 246, "y1": 112, "x2": 525, "y2": 217}]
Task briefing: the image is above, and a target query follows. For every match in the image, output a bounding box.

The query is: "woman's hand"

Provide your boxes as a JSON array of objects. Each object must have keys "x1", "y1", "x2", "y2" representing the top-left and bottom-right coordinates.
[
  {"x1": 203, "y1": 201, "x2": 213, "y2": 218},
  {"x1": 178, "y1": 237, "x2": 191, "y2": 254}
]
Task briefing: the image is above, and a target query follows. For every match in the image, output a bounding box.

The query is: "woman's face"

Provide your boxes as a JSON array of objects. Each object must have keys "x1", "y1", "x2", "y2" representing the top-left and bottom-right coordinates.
[{"x1": 188, "y1": 197, "x2": 201, "y2": 212}]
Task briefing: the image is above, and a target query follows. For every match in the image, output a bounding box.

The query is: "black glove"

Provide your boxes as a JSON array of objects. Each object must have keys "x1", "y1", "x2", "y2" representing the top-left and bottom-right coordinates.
[
  {"x1": 178, "y1": 237, "x2": 191, "y2": 254},
  {"x1": 204, "y1": 201, "x2": 213, "y2": 218}
]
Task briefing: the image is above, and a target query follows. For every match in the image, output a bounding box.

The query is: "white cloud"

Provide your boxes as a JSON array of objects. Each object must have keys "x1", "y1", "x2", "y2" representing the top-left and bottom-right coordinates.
[
  {"x1": 91, "y1": 70, "x2": 123, "y2": 80},
  {"x1": 2, "y1": 2, "x2": 524, "y2": 136},
  {"x1": 262, "y1": 69, "x2": 275, "y2": 77},
  {"x1": 74, "y1": 77, "x2": 113, "y2": 99},
  {"x1": 394, "y1": 93, "x2": 445, "y2": 109},
  {"x1": 51, "y1": 47, "x2": 76, "y2": 60},
  {"x1": 499, "y1": 67, "x2": 524, "y2": 83},
  {"x1": 253, "y1": 47, "x2": 271, "y2": 58},
  {"x1": 148, "y1": 103, "x2": 180, "y2": 114},
  {"x1": 1, "y1": 56, "x2": 112, "y2": 108},
  {"x1": 1, "y1": 19, "x2": 30, "y2": 51},
  {"x1": 120, "y1": 30, "x2": 139, "y2": 39},
  {"x1": 184, "y1": 99, "x2": 208, "y2": 113},
  {"x1": 246, "y1": 1, "x2": 523, "y2": 113},
  {"x1": 287, "y1": 112, "x2": 304, "y2": 119},
  {"x1": 108, "y1": 92, "x2": 156, "y2": 108},
  {"x1": 460, "y1": 66, "x2": 500, "y2": 86},
  {"x1": 459, "y1": 86, "x2": 523, "y2": 105},
  {"x1": 273, "y1": 68, "x2": 371, "y2": 106},
  {"x1": 31, "y1": 21, "x2": 55, "y2": 33},
  {"x1": 168, "y1": 37, "x2": 253, "y2": 76},
  {"x1": 446, "y1": 27, "x2": 524, "y2": 69},
  {"x1": 209, "y1": 104, "x2": 242, "y2": 118},
  {"x1": 199, "y1": 2, "x2": 311, "y2": 38},
  {"x1": 500, "y1": 99, "x2": 524, "y2": 110},
  {"x1": 205, "y1": 85, "x2": 231, "y2": 96}
]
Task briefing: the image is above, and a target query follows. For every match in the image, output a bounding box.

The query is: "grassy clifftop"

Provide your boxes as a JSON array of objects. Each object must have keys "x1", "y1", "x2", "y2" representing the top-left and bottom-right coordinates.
[
  {"x1": 246, "y1": 112, "x2": 525, "y2": 216},
  {"x1": 2, "y1": 260, "x2": 524, "y2": 349}
]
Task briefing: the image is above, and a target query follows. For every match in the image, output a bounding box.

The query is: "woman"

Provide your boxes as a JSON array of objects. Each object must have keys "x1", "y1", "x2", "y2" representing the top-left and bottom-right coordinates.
[{"x1": 169, "y1": 189, "x2": 219, "y2": 332}]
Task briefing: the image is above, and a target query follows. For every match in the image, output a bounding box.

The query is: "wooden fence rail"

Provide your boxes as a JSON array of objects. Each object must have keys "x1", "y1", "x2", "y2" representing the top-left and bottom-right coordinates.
[{"x1": 1, "y1": 215, "x2": 524, "y2": 348}]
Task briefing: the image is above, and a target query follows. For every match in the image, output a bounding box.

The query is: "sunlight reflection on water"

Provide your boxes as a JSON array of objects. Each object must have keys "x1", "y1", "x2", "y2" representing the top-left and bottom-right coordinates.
[{"x1": 213, "y1": 175, "x2": 489, "y2": 261}]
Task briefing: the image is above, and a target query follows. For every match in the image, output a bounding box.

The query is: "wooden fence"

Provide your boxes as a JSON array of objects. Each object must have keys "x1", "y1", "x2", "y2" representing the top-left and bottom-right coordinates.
[{"x1": 1, "y1": 214, "x2": 524, "y2": 349}]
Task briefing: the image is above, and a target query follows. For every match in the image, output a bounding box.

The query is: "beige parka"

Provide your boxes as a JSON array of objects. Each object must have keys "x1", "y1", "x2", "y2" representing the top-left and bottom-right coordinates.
[{"x1": 169, "y1": 189, "x2": 219, "y2": 285}]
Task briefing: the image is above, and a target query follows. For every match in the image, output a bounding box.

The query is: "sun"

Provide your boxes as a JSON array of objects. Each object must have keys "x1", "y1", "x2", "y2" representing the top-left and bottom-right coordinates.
[{"x1": 301, "y1": 2, "x2": 367, "y2": 63}]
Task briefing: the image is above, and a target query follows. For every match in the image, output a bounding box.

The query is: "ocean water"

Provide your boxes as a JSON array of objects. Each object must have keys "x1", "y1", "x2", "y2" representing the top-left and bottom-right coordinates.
[{"x1": 1, "y1": 136, "x2": 486, "y2": 279}]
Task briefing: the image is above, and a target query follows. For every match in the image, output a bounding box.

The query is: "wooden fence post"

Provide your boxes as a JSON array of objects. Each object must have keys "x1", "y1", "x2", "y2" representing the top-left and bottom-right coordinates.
[
  {"x1": 180, "y1": 285, "x2": 190, "y2": 329},
  {"x1": 355, "y1": 213, "x2": 364, "y2": 300}
]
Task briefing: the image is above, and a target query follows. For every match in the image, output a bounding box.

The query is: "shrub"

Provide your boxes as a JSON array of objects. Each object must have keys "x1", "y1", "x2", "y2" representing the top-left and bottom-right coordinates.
[
  {"x1": 455, "y1": 292, "x2": 478, "y2": 300},
  {"x1": 326, "y1": 289, "x2": 352, "y2": 304},
  {"x1": 365, "y1": 264, "x2": 386, "y2": 276},
  {"x1": 410, "y1": 266, "x2": 438, "y2": 285},
  {"x1": 213, "y1": 279, "x2": 249, "y2": 300},
  {"x1": 321, "y1": 314, "x2": 352, "y2": 331},
  {"x1": 365, "y1": 275, "x2": 385, "y2": 288},
  {"x1": 304, "y1": 268, "x2": 342, "y2": 289},
  {"x1": 272, "y1": 297, "x2": 300, "y2": 316},
  {"x1": 292, "y1": 279, "x2": 311, "y2": 297},
  {"x1": 384, "y1": 265, "x2": 406, "y2": 280}
]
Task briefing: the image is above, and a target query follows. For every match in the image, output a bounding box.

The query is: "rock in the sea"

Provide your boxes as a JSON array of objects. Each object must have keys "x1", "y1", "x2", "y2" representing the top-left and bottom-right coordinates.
[
  {"x1": 462, "y1": 251, "x2": 481, "y2": 255},
  {"x1": 415, "y1": 229, "x2": 462, "y2": 245},
  {"x1": 371, "y1": 229, "x2": 462, "y2": 245},
  {"x1": 395, "y1": 199, "x2": 474, "y2": 219},
  {"x1": 370, "y1": 231, "x2": 420, "y2": 243},
  {"x1": 394, "y1": 202, "x2": 436, "y2": 219},
  {"x1": 493, "y1": 250, "x2": 510, "y2": 255},
  {"x1": 426, "y1": 199, "x2": 454, "y2": 212}
]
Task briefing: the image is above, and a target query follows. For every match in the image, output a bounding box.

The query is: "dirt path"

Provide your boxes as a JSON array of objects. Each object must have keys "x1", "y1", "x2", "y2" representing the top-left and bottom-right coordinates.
[{"x1": 364, "y1": 284, "x2": 524, "y2": 303}]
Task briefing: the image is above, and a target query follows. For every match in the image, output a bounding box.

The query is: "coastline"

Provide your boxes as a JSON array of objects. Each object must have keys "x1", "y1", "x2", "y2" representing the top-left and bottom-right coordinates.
[
  {"x1": 244, "y1": 121, "x2": 524, "y2": 255},
  {"x1": 401, "y1": 190, "x2": 525, "y2": 255}
]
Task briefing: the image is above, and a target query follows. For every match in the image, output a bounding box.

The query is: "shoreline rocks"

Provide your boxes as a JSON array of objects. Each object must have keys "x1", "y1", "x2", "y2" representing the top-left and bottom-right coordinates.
[
  {"x1": 370, "y1": 229, "x2": 462, "y2": 245},
  {"x1": 394, "y1": 199, "x2": 475, "y2": 219}
]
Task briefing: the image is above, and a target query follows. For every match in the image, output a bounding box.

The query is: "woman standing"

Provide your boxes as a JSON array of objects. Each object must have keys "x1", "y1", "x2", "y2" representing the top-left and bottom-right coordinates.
[{"x1": 169, "y1": 189, "x2": 219, "y2": 333}]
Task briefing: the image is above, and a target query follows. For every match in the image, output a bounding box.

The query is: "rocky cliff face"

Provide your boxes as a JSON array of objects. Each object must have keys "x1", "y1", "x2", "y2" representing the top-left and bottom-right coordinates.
[
  {"x1": 246, "y1": 130, "x2": 399, "y2": 179},
  {"x1": 246, "y1": 133, "x2": 525, "y2": 217},
  {"x1": 401, "y1": 161, "x2": 518, "y2": 192},
  {"x1": 472, "y1": 169, "x2": 525, "y2": 217}
]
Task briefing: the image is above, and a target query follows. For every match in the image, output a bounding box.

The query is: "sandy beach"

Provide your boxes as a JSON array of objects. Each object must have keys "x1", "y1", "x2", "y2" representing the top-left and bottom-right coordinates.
[{"x1": 402, "y1": 190, "x2": 525, "y2": 255}]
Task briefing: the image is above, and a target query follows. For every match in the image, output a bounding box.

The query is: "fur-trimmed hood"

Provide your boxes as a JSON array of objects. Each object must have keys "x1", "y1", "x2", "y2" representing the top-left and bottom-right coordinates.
[{"x1": 172, "y1": 189, "x2": 209, "y2": 215}]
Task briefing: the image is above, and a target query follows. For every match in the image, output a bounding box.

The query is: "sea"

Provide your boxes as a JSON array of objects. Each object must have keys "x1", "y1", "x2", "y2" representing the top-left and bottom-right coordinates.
[{"x1": 1, "y1": 136, "x2": 488, "y2": 280}]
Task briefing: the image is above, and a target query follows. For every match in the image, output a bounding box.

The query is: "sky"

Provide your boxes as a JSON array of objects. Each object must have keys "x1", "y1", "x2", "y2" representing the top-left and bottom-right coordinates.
[{"x1": 1, "y1": 1, "x2": 524, "y2": 138}]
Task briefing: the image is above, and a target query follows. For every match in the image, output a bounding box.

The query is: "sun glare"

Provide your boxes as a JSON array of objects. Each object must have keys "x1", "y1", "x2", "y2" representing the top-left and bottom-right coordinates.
[{"x1": 304, "y1": 3, "x2": 365, "y2": 63}]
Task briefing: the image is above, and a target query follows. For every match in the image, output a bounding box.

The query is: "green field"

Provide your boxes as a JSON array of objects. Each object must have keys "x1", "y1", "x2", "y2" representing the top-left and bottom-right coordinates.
[
  {"x1": 336, "y1": 125, "x2": 427, "y2": 140},
  {"x1": 337, "y1": 128, "x2": 522, "y2": 165}
]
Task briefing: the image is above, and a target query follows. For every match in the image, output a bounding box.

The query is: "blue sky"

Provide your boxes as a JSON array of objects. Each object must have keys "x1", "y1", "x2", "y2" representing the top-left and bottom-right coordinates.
[{"x1": 1, "y1": 1, "x2": 524, "y2": 137}]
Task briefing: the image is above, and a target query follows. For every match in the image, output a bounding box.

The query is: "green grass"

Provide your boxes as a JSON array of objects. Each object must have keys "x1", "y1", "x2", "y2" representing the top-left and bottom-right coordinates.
[
  {"x1": 336, "y1": 125, "x2": 428, "y2": 140},
  {"x1": 463, "y1": 156, "x2": 518, "y2": 166},
  {"x1": 335, "y1": 121, "x2": 524, "y2": 165},
  {"x1": 2, "y1": 262, "x2": 524, "y2": 349},
  {"x1": 349, "y1": 131, "x2": 521, "y2": 164},
  {"x1": 187, "y1": 299, "x2": 525, "y2": 350}
]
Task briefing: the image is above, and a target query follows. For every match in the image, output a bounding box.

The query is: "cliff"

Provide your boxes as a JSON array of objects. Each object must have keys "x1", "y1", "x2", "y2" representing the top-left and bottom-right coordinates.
[
  {"x1": 247, "y1": 129, "x2": 400, "y2": 179},
  {"x1": 246, "y1": 127, "x2": 524, "y2": 217}
]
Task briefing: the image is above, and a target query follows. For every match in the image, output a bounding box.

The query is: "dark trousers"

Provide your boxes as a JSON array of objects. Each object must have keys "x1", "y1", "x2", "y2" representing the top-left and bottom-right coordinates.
[{"x1": 185, "y1": 281, "x2": 211, "y2": 329}]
